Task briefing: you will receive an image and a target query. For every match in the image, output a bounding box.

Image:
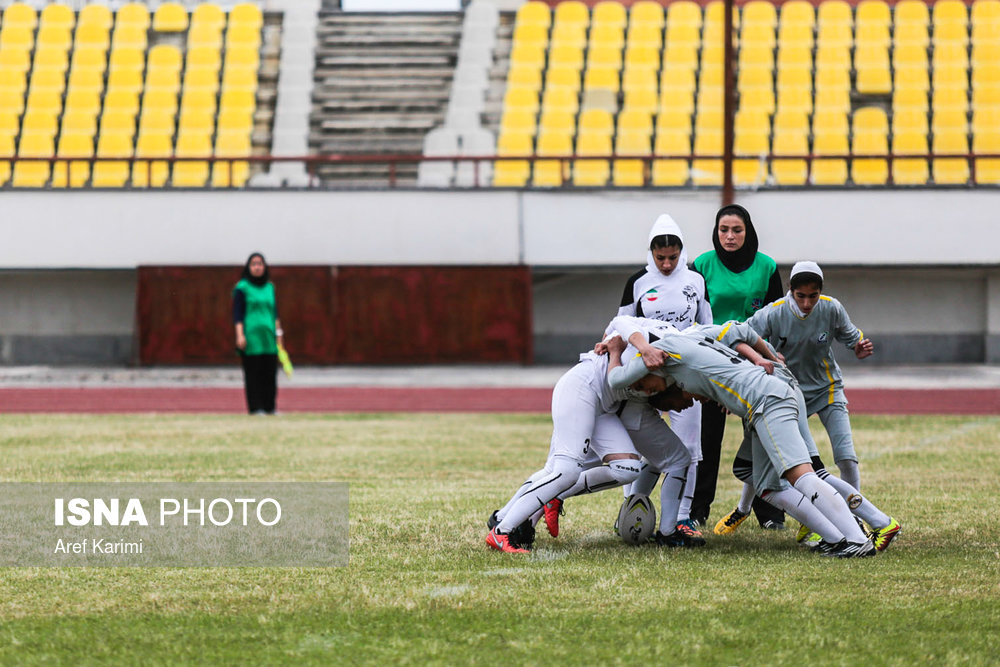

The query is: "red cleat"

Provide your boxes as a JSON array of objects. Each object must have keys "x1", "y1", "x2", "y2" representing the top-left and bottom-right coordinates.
[
  {"x1": 543, "y1": 498, "x2": 563, "y2": 537},
  {"x1": 486, "y1": 527, "x2": 530, "y2": 554}
]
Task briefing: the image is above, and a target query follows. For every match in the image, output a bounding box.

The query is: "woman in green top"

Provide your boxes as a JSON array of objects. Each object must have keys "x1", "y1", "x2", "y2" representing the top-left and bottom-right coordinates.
[
  {"x1": 233, "y1": 252, "x2": 283, "y2": 414},
  {"x1": 690, "y1": 204, "x2": 785, "y2": 529}
]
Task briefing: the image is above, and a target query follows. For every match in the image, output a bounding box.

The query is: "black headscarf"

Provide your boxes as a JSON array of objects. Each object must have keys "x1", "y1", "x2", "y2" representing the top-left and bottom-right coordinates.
[
  {"x1": 241, "y1": 252, "x2": 270, "y2": 287},
  {"x1": 712, "y1": 204, "x2": 760, "y2": 273}
]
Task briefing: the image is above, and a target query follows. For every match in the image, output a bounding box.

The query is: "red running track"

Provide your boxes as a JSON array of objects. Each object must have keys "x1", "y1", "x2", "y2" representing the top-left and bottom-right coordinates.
[{"x1": 0, "y1": 387, "x2": 997, "y2": 415}]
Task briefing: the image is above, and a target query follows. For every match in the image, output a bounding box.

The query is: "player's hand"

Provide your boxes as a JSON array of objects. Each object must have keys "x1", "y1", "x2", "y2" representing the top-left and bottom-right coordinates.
[
  {"x1": 755, "y1": 359, "x2": 775, "y2": 374},
  {"x1": 776, "y1": 351, "x2": 786, "y2": 363},
  {"x1": 855, "y1": 338, "x2": 874, "y2": 359},
  {"x1": 236, "y1": 332, "x2": 246, "y2": 350},
  {"x1": 640, "y1": 346, "x2": 667, "y2": 369},
  {"x1": 594, "y1": 341, "x2": 609, "y2": 355},
  {"x1": 605, "y1": 335, "x2": 626, "y2": 355}
]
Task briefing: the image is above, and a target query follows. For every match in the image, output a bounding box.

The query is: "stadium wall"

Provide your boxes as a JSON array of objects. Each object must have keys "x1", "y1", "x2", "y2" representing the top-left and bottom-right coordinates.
[{"x1": 2, "y1": 189, "x2": 998, "y2": 365}]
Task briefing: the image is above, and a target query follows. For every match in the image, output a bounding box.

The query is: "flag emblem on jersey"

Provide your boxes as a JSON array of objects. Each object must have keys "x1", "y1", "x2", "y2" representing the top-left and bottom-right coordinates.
[{"x1": 643, "y1": 288, "x2": 659, "y2": 302}]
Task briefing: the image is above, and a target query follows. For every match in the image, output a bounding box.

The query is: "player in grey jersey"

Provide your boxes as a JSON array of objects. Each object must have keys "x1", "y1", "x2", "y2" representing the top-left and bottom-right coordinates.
[
  {"x1": 746, "y1": 261, "x2": 872, "y2": 491},
  {"x1": 607, "y1": 319, "x2": 878, "y2": 557}
]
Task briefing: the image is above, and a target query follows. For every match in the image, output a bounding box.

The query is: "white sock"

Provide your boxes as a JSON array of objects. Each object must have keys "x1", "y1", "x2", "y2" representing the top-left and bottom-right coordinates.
[
  {"x1": 737, "y1": 482, "x2": 755, "y2": 514},
  {"x1": 677, "y1": 460, "x2": 698, "y2": 521},
  {"x1": 657, "y1": 466, "x2": 687, "y2": 533},
  {"x1": 763, "y1": 487, "x2": 845, "y2": 544},
  {"x1": 837, "y1": 459, "x2": 861, "y2": 490},
  {"x1": 792, "y1": 472, "x2": 868, "y2": 543},
  {"x1": 497, "y1": 456, "x2": 579, "y2": 533},
  {"x1": 816, "y1": 468, "x2": 890, "y2": 530},
  {"x1": 625, "y1": 461, "x2": 660, "y2": 498},
  {"x1": 497, "y1": 469, "x2": 549, "y2": 523}
]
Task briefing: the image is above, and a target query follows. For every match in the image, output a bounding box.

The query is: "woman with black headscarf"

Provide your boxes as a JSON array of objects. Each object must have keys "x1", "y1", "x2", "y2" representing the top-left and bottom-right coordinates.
[
  {"x1": 233, "y1": 252, "x2": 283, "y2": 414},
  {"x1": 690, "y1": 204, "x2": 785, "y2": 530}
]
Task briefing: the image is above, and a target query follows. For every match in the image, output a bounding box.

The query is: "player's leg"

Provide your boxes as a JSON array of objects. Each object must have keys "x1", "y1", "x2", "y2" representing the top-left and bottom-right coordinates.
[
  {"x1": 690, "y1": 400, "x2": 726, "y2": 525},
  {"x1": 817, "y1": 402, "x2": 861, "y2": 490},
  {"x1": 556, "y1": 413, "x2": 642, "y2": 500},
  {"x1": 714, "y1": 430, "x2": 754, "y2": 534},
  {"x1": 668, "y1": 401, "x2": 702, "y2": 530},
  {"x1": 814, "y1": 466, "x2": 901, "y2": 551}
]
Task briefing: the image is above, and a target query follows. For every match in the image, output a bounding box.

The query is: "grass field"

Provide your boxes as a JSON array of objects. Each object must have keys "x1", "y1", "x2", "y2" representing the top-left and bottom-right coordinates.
[{"x1": 1, "y1": 412, "x2": 998, "y2": 665}]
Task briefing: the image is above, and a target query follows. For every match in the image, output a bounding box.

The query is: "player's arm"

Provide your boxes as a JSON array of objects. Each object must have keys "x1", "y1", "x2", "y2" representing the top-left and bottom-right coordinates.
[
  {"x1": 609, "y1": 316, "x2": 669, "y2": 369},
  {"x1": 831, "y1": 298, "x2": 873, "y2": 359}
]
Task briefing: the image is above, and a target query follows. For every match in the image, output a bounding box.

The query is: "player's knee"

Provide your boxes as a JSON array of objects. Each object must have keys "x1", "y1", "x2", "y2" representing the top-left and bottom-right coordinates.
[
  {"x1": 732, "y1": 456, "x2": 753, "y2": 482},
  {"x1": 608, "y1": 458, "x2": 642, "y2": 485}
]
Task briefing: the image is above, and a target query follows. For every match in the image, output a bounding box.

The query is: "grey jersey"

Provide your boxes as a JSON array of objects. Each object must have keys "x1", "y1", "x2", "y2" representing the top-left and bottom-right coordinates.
[
  {"x1": 609, "y1": 327, "x2": 795, "y2": 425},
  {"x1": 746, "y1": 294, "x2": 863, "y2": 408}
]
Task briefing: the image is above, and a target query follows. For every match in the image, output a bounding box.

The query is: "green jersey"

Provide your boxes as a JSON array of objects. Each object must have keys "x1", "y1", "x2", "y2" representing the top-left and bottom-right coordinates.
[
  {"x1": 234, "y1": 279, "x2": 277, "y2": 355},
  {"x1": 693, "y1": 251, "x2": 778, "y2": 324}
]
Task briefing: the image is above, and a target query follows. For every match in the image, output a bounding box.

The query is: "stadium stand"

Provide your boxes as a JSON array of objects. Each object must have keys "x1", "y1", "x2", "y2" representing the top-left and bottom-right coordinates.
[
  {"x1": 0, "y1": 1, "x2": 277, "y2": 188},
  {"x1": 479, "y1": 0, "x2": 1000, "y2": 188}
]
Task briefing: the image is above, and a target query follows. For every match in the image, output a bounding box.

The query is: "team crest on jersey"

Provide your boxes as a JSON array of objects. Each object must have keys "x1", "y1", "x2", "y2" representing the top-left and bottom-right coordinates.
[
  {"x1": 817, "y1": 331, "x2": 829, "y2": 343},
  {"x1": 750, "y1": 298, "x2": 764, "y2": 311}
]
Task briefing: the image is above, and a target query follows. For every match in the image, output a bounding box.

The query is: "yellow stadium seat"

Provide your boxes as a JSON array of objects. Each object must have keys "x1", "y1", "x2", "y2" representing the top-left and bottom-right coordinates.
[
  {"x1": 177, "y1": 106, "x2": 215, "y2": 134},
  {"x1": 973, "y1": 107, "x2": 1000, "y2": 133},
  {"x1": 623, "y1": 45, "x2": 659, "y2": 72},
  {"x1": 554, "y1": 1, "x2": 589, "y2": 27},
  {"x1": 219, "y1": 89, "x2": 255, "y2": 113},
  {"x1": 667, "y1": 0, "x2": 702, "y2": 27},
  {"x1": 188, "y1": 24, "x2": 224, "y2": 50},
  {"x1": 895, "y1": 0, "x2": 930, "y2": 25},
  {"x1": 230, "y1": 3, "x2": 264, "y2": 31},
  {"x1": 67, "y1": 67, "x2": 104, "y2": 94},
  {"x1": 811, "y1": 128, "x2": 849, "y2": 185},
  {"x1": 100, "y1": 110, "x2": 138, "y2": 138},
  {"x1": 972, "y1": 44, "x2": 1000, "y2": 70},
  {"x1": 622, "y1": 67, "x2": 657, "y2": 93},
  {"x1": 107, "y1": 68, "x2": 144, "y2": 94},
  {"x1": 182, "y1": 67, "x2": 221, "y2": 94},
  {"x1": 0, "y1": 48, "x2": 31, "y2": 74},
  {"x1": 532, "y1": 131, "x2": 573, "y2": 186},
  {"x1": 212, "y1": 132, "x2": 252, "y2": 187},
  {"x1": 549, "y1": 23, "x2": 585, "y2": 50},
  {"x1": 507, "y1": 66, "x2": 542, "y2": 91},
  {"x1": 738, "y1": 65, "x2": 773, "y2": 91},
  {"x1": 894, "y1": 65, "x2": 930, "y2": 93},
  {"x1": 221, "y1": 68, "x2": 258, "y2": 93},
  {"x1": 64, "y1": 88, "x2": 102, "y2": 114},
  {"x1": 743, "y1": 0, "x2": 778, "y2": 27},
  {"x1": 894, "y1": 22, "x2": 929, "y2": 48},
  {"x1": 656, "y1": 109, "x2": 692, "y2": 136},
  {"x1": 572, "y1": 132, "x2": 612, "y2": 186},
  {"x1": 851, "y1": 132, "x2": 888, "y2": 185},
  {"x1": 932, "y1": 109, "x2": 969, "y2": 134},
  {"x1": 78, "y1": 3, "x2": 113, "y2": 29},
  {"x1": 4, "y1": 2, "x2": 38, "y2": 29},
  {"x1": 147, "y1": 45, "x2": 183, "y2": 72},
  {"x1": 192, "y1": 3, "x2": 226, "y2": 31},
  {"x1": 734, "y1": 128, "x2": 770, "y2": 186},
  {"x1": 33, "y1": 47, "x2": 70, "y2": 75},
  {"x1": 40, "y1": 3, "x2": 74, "y2": 29},
  {"x1": 934, "y1": 43, "x2": 970, "y2": 72},
  {"x1": 109, "y1": 48, "x2": 145, "y2": 73},
  {"x1": 892, "y1": 109, "x2": 929, "y2": 135},
  {"x1": 973, "y1": 129, "x2": 1000, "y2": 183},
  {"x1": 538, "y1": 108, "x2": 574, "y2": 135},
  {"x1": 973, "y1": 84, "x2": 1000, "y2": 108},
  {"x1": 972, "y1": 18, "x2": 1000, "y2": 45},
  {"x1": 112, "y1": 24, "x2": 148, "y2": 50},
  {"x1": 71, "y1": 47, "x2": 108, "y2": 73},
  {"x1": 771, "y1": 130, "x2": 809, "y2": 184},
  {"x1": 773, "y1": 109, "x2": 808, "y2": 132},
  {"x1": 545, "y1": 66, "x2": 581, "y2": 92},
  {"x1": 630, "y1": 1, "x2": 664, "y2": 27},
  {"x1": 25, "y1": 89, "x2": 62, "y2": 114},
  {"x1": 739, "y1": 87, "x2": 775, "y2": 114},
  {"x1": 513, "y1": 22, "x2": 549, "y2": 48},
  {"x1": 587, "y1": 44, "x2": 623, "y2": 71},
  {"x1": 780, "y1": 0, "x2": 815, "y2": 28},
  {"x1": 60, "y1": 112, "x2": 97, "y2": 139},
  {"x1": 172, "y1": 133, "x2": 213, "y2": 187},
  {"x1": 13, "y1": 133, "x2": 53, "y2": 187},
  {"x1": 226, "y1": 24, "x2": 262, "y2": 50},
  {"x1": 617, "y1": 109, "x2": 652, "y2": 137},
  {"x1": 613, "y1": 131, "x2": 650, "y2": 186},
  {"x1": 776, "y1": 86, "x2": 812, "y2": 115},
  {"x1": 933, "y1": 0, "x2": 968, "y2": 27},
  {"x1": 36, "y1": 25, "x2": 73, "y2": 51},
  {"x1": 117, "y1": 3, "x2": 151, "y2": 29},
  {"x1": 154, "y1": 2, "x2": 189, "y2": 32},
  {"x1": 891, "y1": 131, "x2": 929, "y2": 185},
  {"x1": 0, "y1": 25, "x2": 35, "y2": 52},
  {"x1": 186, "y1": 46, "x2": 223, "y2": 74},
  {"x1": 691, "y1": 128, "x2": 723, "y2": 184},
  {"x1": 515, "y1": 1, "x2": 551, "y2": 29},
  {"x1": 510, "y1": 42, "x2": 546, "y2": 70},
  {"x1": 894, "y1": 44, "x2": 928, "y2": 69},
  {"x1": 705, "y1": 0, "x2": 740, "y2": 29},
  {"x1": 0, "y1": 134, "x2": 13, "y2": 185},
  {"x1": 541, "y1": 87, "x2": 579, "y2": 114},
  {"x1": 933, "y1": 87, "x2": 969, "y2": 112},
  {"x1": 626, "y1": 25, "x2": 662, "y2": 50},
  {"x1": 740, "y1": 24, "x2": 776, "y2": 50},
  {"x1": 932, "y1": 129, "x2": 970, "y2": 183},
  {"x1": 499, "y1": 109, "x2": 537, "y2": 138},
  {"x1": 28, "y1": 69, "x2": 65, "y2": 96},
  {"x1": 132, "y1": 132, "x2": 172, "y2": 187},
  {"x1": 583, "y1": 67, "x2": 619, "y2": 94},
  {"x1": 857, "y1": 0, "x2": 891, "y2": 24},
  {"x1": 224, "y1": 45, "x2": 260, "y2": 73},
  {"x1": 739, "y1": 46, "x2": 775, "y2": 72},
  {"x1": 934, "y1": 64, "x2": 969, "y2": 93},
  {"x1": 138, "y1": 110, "x2": 176, "y2": 137},
  {"x1": 856, "y1": 54, "x2": 892, "y2": 94},
  {"x1": 663, "y1": 42, "x2": 699, "y2": 71},
  {"x1": 548, "y1": 44, "x2": 584, "y2": 70},
  {"x1": 815, "y1": 64, "x2": 851, "y2": 91},
  {"x1": 145, "y1": 69, "x2": 181, "y2": 95},
  {"x1": 217, "y1": 107, "x2": 253, "y2": 134},
  {"x1": 143, "y1": 89, "x2": 180, "y2": 115},
  {"x1": 492, "y1": 132, "x2": 533, "y2": 187},
  {"x1": 75, "y1": 23, "x2": 111, "y2": 52},
  {"x1": 592, "y1": 1, "x2": 627, "y2": 27},
  {"x1": 21, "y1": 110, "x2": 58, "y2": 137},
  {"x1": 90, "y1": 133, "x2": 133, "y2": 187},
  {"x1": 52, "y1": 133, "x2": 94, "y2": 188},
  {"x1": 579, "y1": 108, "x2": 614, "y2": 136},
  {"x1": 103, "y1": 90, "x2": 140, "y2": 115}
]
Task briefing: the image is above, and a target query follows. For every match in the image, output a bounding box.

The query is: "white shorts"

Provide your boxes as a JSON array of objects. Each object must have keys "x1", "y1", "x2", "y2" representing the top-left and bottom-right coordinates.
[
  {"x1": 667, "y1": 400, "x2": 702, "y2": 462},
  {"x1": 549, "y1": 361, "x2": 637, "y2": 463}
]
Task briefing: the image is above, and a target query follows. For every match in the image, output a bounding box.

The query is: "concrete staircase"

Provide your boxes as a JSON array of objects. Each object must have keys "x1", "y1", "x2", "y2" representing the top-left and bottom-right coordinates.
[{"x1": 310, "y1": 12, "x2": 464, "y2": 187}]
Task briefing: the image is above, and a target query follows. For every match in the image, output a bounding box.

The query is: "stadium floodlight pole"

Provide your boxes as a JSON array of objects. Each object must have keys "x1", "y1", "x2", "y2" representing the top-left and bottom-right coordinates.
[{"x1": 722, "y1": 0, "x2": 736, "y2": 206}]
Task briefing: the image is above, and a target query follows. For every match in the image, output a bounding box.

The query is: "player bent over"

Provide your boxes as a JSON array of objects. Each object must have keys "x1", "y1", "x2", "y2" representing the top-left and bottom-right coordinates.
[
  {"x1": 485, "y1": 337, "x2": 691, "y2": 553},
  {"x1": 607, "y1": 318, "x2": 878, "y2": 558}
]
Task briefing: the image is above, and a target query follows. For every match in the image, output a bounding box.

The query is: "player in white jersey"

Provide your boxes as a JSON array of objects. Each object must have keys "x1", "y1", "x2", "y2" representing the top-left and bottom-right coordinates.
[
  {"x1": 598, "y1": 214, "x2": 712, "y2": 542},
  {"x1": 745, "y1": 261, "x2": 872, "y2": 491},
  {"x1": 485, "y1": 339, "x2": 692, "y2": 553},
  {"x1": 607, "y1": 317, "x2": 878, "y2": 557}
]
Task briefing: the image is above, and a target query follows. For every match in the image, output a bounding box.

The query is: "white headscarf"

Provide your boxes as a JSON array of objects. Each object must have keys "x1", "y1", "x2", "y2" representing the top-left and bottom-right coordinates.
[{"x1": 645, "y1": 214, "x2": 691, "y2": 287}]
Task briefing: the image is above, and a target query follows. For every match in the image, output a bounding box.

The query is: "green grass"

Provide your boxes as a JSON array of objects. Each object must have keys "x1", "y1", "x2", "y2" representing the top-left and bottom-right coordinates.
[{"x1": 1, "y1": 413, "x2": 999, "y2": 665}]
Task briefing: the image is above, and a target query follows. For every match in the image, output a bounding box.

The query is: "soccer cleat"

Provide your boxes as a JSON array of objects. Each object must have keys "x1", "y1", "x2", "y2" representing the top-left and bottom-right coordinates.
[
  {"x1": 816, "y1": 539, "x2": 877, "y2": 558},
  {"x1": 543, "y1": 498, "x2": 563, "y2": 537},
  {"x1": 486, "y1": 527, "x2": 530, "y2": 554},
  {"x1": 654, "y1": 528, "x2": 706, "y2": 548},
  {"x1": 486, "y1": 510, "x2": 499, "y2": 530},
  {"x1": 795, "y1": 523, "x2": 812, "y2": 543},
  {"x1": 714, "y1": 508, "x2": 750, "y2": 535},
  {"x1": 761, "y1": 520, "x2": 786, "y2": 531},
  {"x1": 508, "y1": 520, "x2": 536, "y2": 551},
  {"x1": 871, "y1": 517, "x2": 901, "y2": 552},
  {"x1": 675, "y1": 519, "x2": 705, "y2": 541}
]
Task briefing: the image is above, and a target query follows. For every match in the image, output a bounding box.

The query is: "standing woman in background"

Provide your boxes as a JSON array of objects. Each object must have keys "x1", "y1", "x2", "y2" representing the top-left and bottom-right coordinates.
[
  {"x1": 690, "y1": 204, "x2": 785, "y2": 529},
  {"x1": 233, "y1": 252, "x2": 283, "y2": 415}
]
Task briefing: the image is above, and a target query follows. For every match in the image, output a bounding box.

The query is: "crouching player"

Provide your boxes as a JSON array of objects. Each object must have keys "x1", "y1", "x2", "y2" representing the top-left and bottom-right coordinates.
[
  {"x1": 485, "y1": 336, "x2": 691, "y2": 553},
  {"x1": 607, "y1": 318, "x2": 878, "y2": 558}
]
